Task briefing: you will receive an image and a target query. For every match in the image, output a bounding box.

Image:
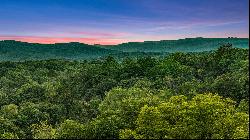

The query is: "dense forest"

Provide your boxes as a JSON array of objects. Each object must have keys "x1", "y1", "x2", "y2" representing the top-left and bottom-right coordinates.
[
  {"x1": 0, "y1": 38, "x2": 248, "y2": 61},
  {"x1": 0, "y1": 43, "x2": 249, "y2": 139}
]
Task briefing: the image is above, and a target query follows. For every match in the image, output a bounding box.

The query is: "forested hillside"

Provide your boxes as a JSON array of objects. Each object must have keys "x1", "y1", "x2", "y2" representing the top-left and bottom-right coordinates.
[
  {"x1": 0, "y1": 38, "x2": 248, "y2": 61},
  {"x1": 0, "y1": 44, "x2": 249, "y2": 139},
  {"x1": 0, "y1": 40, "x2": 119, "y2": 61},
  {"x1": 102, "y1": 38, "x2": 249, "y2": 52}
]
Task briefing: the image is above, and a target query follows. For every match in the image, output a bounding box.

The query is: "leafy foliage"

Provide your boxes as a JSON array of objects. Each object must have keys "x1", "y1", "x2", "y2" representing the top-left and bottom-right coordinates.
[{"x1": 0, "y1": 45, "x2": 248, "y2": 139}]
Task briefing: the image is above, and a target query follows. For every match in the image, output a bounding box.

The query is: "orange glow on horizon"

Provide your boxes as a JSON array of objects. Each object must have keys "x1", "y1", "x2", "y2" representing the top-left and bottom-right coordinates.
[
  {"x1": 0, "y1": 35, "x2": 248, "y2": 45},
  {"x1": 0, "y1": 36, "x2": 144, "y2": 45}
]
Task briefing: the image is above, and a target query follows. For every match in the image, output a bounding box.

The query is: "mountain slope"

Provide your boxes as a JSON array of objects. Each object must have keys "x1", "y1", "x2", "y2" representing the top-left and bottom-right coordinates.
[
  {"x1": 0, "y1": 38, "x2": 249, "y2": 61},
  {"x1": 101, "y1": 38, "x2": 249, "y2": 52},
  {"x1": 0, "y1": 40, "x2": 120, "y2": 61}
]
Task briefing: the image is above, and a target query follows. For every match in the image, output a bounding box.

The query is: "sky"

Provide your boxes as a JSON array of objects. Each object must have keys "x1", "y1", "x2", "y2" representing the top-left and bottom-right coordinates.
[{"x1": 0, "y1": 0, "x2": 249, "y2": 45}]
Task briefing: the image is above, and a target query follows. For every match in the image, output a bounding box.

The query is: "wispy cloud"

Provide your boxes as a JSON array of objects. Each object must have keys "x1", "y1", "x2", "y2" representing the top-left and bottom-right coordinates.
[
  {"x1": 66, "y1": 31, "x2": 131, "y2": 38},
  {"x1": 145, "y1": 19, "x2": 247, "y2": 32},
  {"x1": 0, "y1": 0, "x2": 248, "y2": 43}
]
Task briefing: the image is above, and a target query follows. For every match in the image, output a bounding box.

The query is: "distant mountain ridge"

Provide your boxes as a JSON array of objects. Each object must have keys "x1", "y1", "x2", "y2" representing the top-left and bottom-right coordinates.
[
  {"x1": 100, "y1": 37, "x2": 249, "y2": 52},
  {"x1": 0, "y1": 38, "x2": 249, "y2": 61},
  {"x1": 0, "y1": 40, "x2": 119, "y2": 61}
]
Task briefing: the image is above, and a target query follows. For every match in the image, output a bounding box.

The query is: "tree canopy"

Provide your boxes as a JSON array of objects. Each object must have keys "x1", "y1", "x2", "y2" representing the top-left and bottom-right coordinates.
[{"x1": 0, "y1": 44, "x2": 248, "y2": 139}]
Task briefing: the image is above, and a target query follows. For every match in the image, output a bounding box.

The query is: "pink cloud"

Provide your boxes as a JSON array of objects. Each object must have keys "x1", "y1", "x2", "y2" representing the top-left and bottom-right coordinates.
[
  {"x1": 69, "y1": 31, "x2": 130, "y2": 38},
  {"x1": 0, "y1": 35, "x2": 143, "y2": 45}
]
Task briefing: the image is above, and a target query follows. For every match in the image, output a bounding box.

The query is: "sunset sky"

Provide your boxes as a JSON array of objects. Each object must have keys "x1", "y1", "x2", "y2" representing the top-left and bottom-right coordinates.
[{"x1": 0, "y1": 0, "x2": 249, "y2": 45}]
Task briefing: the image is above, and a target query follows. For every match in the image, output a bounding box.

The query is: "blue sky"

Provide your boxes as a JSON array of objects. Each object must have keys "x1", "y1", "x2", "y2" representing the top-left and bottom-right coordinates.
[{"x1": 0, "y1": 0, "x2": 248, "y2": 44}]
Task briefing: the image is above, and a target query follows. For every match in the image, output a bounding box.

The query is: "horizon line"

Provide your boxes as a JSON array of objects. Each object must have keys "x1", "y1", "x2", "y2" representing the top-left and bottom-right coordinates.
[{"x1": 0, "y1": 37, "x2": 249, "y2": 46}]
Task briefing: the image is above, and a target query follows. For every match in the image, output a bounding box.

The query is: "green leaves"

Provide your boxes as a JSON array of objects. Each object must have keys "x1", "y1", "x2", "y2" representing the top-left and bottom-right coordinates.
[
  {"x1": 0, "y1": 45, "x2": 248, "y2": 139},
  {"x1": 55, "y1": 119, "x2": 86, "y2": 139},
  {"x1": 120, "y1": 93, "x2": 249, "y2": 139},
  {"x1": 30, "y1": 121, "x2": 56, "y2": 139}
]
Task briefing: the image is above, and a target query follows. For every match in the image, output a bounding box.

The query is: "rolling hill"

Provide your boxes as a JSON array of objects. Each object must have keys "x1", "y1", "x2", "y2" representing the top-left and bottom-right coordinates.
[
  {"x1": 0, "y1": 38, "x2": 249, "y2": 61},
  {"x1": 101, "y1": 37, "x2": 249, "y2": 52},
  {"x1": 0, "y1": 40, "x2": 120, "y2": 61}
]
